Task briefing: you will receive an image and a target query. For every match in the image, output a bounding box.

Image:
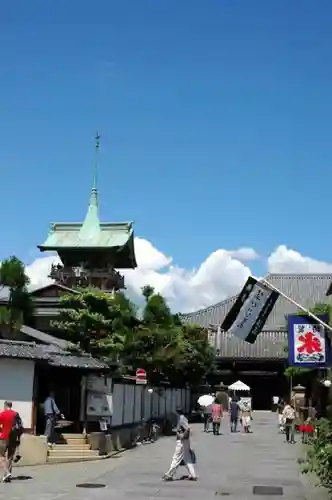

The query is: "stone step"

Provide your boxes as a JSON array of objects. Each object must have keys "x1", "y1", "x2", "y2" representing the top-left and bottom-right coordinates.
[
  {"x1": 57, "y1": 434, "x2": 87, "y2": 445},
  {"x1": 47, "y1": 454, "x2": 104, "y2": 464},
  {"x1": 47, "y1": 434, "x2": 102, "y2": 463},
  {"x1": 48, "y1": 448, "x2": 98, "y2": 457},
  {"x1": 51, "y1": 443, "x2": 91, "y2": 450},
  {"x1": 60, "y1": 433, "x2": 86, "y2": 439}
]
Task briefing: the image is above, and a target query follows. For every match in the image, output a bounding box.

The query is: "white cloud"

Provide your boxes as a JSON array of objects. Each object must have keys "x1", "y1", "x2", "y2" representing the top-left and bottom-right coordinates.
[
  {"x1": 26, "y1": 255, "x2": 60, "y2": 289},
  {"x1": 24, "y1": 240, "x2": 332, "y2": 313},
  {"x1": 134, "y1": 237, "x2": 172, "y2": 270},
  {"x1": 267, "y1": 245, "x2": 332, "y2": 274},
  {"x1": 227, "y1": 248, "x2": 259, "y2": 261}
]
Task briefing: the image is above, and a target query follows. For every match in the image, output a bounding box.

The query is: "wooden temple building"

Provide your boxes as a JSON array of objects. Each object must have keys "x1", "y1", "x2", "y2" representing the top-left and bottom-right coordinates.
[{"x1": 181, "y1": 274, "x2": 332, "y2": 409}]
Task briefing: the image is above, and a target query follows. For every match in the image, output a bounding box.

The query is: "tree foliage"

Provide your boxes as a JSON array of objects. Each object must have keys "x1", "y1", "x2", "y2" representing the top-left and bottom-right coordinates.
[
  {"x1": 0, "y1": 256, "x2": 32, "y2": 332},
  {"x1": 301, "y1": 418, "x2": 332, "y2": 491},
  {"x1": 52, "y1": 288, "x2": 138, "y2": 359},
  {"x1": 122, "y1": 286, "x2": 215, "y2": 386},
  {"x1": 53, "y1": 285, "x2": 215, "y2": 387}
]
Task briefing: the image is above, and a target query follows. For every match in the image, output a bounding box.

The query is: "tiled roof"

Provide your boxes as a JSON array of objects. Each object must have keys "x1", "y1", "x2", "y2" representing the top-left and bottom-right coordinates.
[
  {"x1": 0, "y1": 339, "x2": 52, "y2": 360},
  {"x1": 20, "y1": 325, "x2": 70, "y2": 350},
  {"x1": 28, "y1": 283, "x2": 77, "y2": 295},
  {"x1": 48, "y1": 352, "x2": 107, "y2": 369},
  {"x1": 181, "y1": 274, "x2": 332, "y2": 329},
  {"x1": 0, "y1": 339, "x2": 107, "y2": 370},
  {"x1": 209, "y1": 329, "x2": 287, "y2": 360}
]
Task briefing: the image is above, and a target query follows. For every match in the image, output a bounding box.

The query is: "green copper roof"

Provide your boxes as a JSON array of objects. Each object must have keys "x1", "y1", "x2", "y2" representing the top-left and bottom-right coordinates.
[
  {"x1": 38, "y1": 178, "x2": 134, "y2": 250},
  {"x1": 78, "y1": 184, "x2": 101, "y2": 243},
  {"x1": 38, "y1": 221, "x2": 135, "y2": 249},
  {"x1": 38, "y1": 134, "x2": 137, "y2": 268}
]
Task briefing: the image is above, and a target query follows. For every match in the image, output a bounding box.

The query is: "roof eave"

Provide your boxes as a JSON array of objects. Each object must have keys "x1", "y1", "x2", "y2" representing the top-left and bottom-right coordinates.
[{"x1": 28, "y1": 283, "x2": 79, "y2": 295}]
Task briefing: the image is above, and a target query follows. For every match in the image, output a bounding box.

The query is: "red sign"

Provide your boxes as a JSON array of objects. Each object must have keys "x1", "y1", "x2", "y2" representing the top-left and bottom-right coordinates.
[
  {"x1": 135, "y1": 368, "x2": 147, "y2": 385},
  {"x1": 297, "y1": 331, "x2": 322, "y2": 355}
]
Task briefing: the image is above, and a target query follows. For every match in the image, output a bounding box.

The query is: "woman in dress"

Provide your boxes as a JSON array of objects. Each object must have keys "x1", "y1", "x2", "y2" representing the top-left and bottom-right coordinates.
[
  {"x1": 240, "y1": 401, "x2": 252, "y2": 433},
  {"x1": 211, "y1": 397, "x2": 223, "y2": 435}
]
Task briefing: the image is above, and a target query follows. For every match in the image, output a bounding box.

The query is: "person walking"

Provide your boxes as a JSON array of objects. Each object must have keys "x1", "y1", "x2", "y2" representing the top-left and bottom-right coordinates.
[
  {"x1": 44, "y1": 391, "x2": 63, "y2": 447},
  {"x1": 229, "y1": 397, "x2": 240, "y2": 433},
  {"x1": 163, "y1": 409, "x2": 197, "y2": 481},
  {"x1": 277, "y1": 398, "x2": 285, "y2": 433},
  {"x1": 282, "y1": 400, "x2": 296, "y2": 444},
  {"x1": 240, "y1": 401, "x2": 252, "y2": 433},
  {"x1": 211, "y1": 398, "x2": 223, "y2": 435},
  {"x1": 0, "y1": 401, "x2": 23, "y2": 483},
  {"x1": 202, "y1": 404, "x2": 212, "y2": 433}
]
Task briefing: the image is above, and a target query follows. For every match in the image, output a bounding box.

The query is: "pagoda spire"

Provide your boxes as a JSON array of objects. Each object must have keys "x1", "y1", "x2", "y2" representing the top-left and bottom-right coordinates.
[
  {"x1": 92, "y1": 132, "x2": 100, "y2": 195},
  {"x1": 79, "y1": 132, "x2": 101, "y2": 242}
]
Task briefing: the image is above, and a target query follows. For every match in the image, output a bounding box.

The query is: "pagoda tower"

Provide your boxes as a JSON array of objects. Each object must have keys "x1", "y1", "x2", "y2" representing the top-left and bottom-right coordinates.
[{"x1": 38, "y1": 134, "x2": 137, "y2": 291}]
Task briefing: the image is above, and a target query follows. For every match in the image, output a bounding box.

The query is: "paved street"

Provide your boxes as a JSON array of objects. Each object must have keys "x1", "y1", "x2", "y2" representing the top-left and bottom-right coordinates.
[{"x1": 0, "y1": 412, "x2": 327, "y2": 499}]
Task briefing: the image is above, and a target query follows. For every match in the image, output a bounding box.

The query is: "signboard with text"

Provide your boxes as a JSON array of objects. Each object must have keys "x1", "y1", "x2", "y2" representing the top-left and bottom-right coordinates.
[{"x1": 288, "y1": 314, "x2": 331, "y2": 367}]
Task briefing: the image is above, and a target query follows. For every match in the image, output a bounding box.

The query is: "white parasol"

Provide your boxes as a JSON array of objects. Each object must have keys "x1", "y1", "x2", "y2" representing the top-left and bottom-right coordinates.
[
  {"x1": 197, "y1": 394, "x2": 215, "y2": 407},
  {"x1": 228, "y1": 380, "x2": 250, "y2": 392},
  {"x1": 55, "y1": 419, "x2": 73, "y2": 429}
]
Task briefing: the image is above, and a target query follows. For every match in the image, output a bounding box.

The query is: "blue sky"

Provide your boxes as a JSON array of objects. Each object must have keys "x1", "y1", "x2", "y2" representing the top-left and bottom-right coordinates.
[{"x1": 1, "y1": 1, "x2": 332, "y2": 277}]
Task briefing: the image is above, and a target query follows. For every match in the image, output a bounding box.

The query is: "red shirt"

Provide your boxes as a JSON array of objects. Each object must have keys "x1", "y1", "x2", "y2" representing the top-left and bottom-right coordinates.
[
  {"x1": 0, "y1": 409, "x2": 16, "y2": 440},
  {"x1": 211, "y1": 403, "x2": 223, "y2": 422}
]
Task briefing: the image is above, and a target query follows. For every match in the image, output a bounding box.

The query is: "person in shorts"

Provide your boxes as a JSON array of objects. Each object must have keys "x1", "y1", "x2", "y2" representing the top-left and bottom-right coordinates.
[{"x1": 0, "y1": 401, "x2": 21, "y2": 482}]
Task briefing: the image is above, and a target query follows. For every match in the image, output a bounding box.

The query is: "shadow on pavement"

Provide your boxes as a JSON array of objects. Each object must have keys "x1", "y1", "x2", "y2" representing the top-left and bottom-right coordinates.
[{"x1": 11, "y1": 475, "x2": 33, "y2": 481}]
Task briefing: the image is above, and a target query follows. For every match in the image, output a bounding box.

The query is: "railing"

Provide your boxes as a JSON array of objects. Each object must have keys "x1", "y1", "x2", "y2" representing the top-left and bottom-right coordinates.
[{"x1": 49, "y1": 265, "x2": 125, "y2": 290}]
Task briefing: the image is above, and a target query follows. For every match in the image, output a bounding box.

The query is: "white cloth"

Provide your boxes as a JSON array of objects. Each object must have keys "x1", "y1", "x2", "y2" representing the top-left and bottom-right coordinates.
[
  {"x1": 165, "y1": 439, "x2": 196, "y2": 479},
  {"x1": 278, "y1": 413, "x2": 285, "y2": 425},
  {"x1": 177, "y1": 414, "x2": 189, "y2": 431},
  {"x1": 242, "y1": 415, "x2": 251, "y2": 427},
  {"x1": 282, "y1": 405, "x2": 296, "y2": 420}
]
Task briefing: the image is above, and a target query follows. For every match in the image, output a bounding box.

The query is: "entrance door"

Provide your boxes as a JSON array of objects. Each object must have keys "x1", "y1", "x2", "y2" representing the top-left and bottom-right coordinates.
[{"x1": 35, "y1": 365, "x2": 82, "y2": 434}]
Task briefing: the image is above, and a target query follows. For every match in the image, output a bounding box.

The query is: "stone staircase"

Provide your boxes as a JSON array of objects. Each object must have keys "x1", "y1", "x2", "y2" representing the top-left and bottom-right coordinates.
[{"x1": 47, "y1": 433, "x2": 102, "y2": 464}]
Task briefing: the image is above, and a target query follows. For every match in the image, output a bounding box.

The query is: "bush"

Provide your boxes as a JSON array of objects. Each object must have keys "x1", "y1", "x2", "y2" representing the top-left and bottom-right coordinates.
[{"x1": 301, "y1": 418, "x2": 332, "y2": 490}]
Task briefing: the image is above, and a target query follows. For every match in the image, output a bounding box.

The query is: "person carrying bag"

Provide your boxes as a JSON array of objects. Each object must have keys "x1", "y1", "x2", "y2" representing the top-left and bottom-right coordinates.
[
  {"x1": 282, "y1": 400, "x2": 296, "y2": 444},
  {"x1": 163, "y1": 409, "x2": 197, "y2": 481}
]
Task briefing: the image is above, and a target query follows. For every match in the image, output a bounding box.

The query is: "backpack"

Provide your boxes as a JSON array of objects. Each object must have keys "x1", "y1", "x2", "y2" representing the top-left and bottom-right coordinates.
[{"x1": 11, "y1": 412, "x2": 24, "y2": 438}]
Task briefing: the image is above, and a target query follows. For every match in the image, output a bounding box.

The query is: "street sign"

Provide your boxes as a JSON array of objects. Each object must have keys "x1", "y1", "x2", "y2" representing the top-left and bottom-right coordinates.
[{"x1": 136, "y1": 368, "x2": 147, "y2": 385}]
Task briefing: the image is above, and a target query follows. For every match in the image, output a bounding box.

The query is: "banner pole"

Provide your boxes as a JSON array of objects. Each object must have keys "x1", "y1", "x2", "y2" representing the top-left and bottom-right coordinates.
[{"x1": 258, "y1": 277, "x2": 332, "y2": 334}]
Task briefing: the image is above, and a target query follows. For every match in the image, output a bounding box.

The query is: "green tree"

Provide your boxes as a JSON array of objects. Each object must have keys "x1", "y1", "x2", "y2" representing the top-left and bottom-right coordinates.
[
  {"x1": 0, "y1": 256, "x2": 32, "y2": 333},
  {"x1": 122, "y1": 287, "x2": 180, "y2": 383},
  {"x1": 122, "y1": 286, "x2": 215, "y2": 387},
  {"x1": 52, "y1": 288, "x2": 138, "y2": 359},
  {"x1": 173, "y1": 323, "x2": 216, "y2": 387},
  {"x1": 53, "y1": 284, "x2": 215, "y2": 387}
]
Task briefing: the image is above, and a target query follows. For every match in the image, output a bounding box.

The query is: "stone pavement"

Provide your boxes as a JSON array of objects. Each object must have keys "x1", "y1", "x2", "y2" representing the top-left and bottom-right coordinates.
[{"x1": 0, "y1": 412, "x2": 328, "y2": 499}]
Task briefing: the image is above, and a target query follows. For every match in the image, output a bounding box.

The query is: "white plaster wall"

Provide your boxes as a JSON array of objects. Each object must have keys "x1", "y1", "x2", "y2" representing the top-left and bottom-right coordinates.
[{"x1": 0, "y1": 359, "x2": 35, "y2": 429}]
